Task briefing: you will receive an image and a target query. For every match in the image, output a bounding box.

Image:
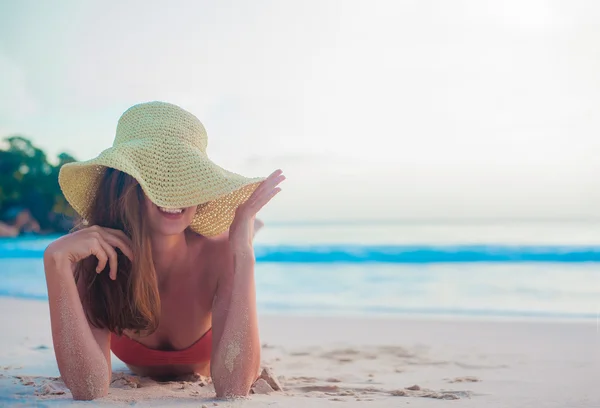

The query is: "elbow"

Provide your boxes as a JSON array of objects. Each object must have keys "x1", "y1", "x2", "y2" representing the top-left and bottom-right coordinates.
[
  {"x1": 213, "y1": 360, "x2": 261, "y2": 398},
  {"x1": 214, "y1": 381, "x2": 252, "y2": 399},
  {"x1": 65, "y1": 371, "x2": 110, "y2": 401},
  {"x1": 70, "y1": 383, "x2": 109, "y2": 401},
  {"x1": 213, "y1": 371, "x2": 254, "y2": 398},
  {"x1": 56, "y1": 350, "x2": 110, "y2": 400}
]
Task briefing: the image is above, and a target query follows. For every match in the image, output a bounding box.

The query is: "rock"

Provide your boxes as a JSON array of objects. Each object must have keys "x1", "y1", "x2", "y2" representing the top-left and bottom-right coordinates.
[
  {"x1": 259, "y1": 367, "x2": 283, "y2": 391},
  {"x1": 110, "y1": 373, "x2": 141, "y2": 389},
  {"x1": 16, "y1": 376, "x2": 35, "y2": 386},
  {"x1": 40, "y1": 381, "x2": 67, "y2": 395},
  {"x1": 251, "y1": 378, "x2": 274, "y2": 394}
]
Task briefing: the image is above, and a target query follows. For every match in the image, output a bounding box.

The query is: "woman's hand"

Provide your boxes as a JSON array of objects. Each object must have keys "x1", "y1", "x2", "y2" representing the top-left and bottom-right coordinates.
[
  {"x1": 229, "y1": 169, "x2": 285, "y2": 253},
  {"x1": 44, "y1": 225, "x2": 134, "y2": 280}
]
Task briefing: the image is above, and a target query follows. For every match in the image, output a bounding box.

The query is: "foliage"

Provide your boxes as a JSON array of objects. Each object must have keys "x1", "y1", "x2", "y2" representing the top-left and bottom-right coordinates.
[{"x1": 0, "y1": 136, "x2": 77, "y2": 232}]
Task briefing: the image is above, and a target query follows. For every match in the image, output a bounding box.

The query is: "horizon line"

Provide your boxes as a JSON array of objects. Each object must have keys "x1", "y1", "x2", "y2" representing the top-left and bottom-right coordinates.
[{"x1": 262, "y1": 217, "x2": 600, "y2": 226}]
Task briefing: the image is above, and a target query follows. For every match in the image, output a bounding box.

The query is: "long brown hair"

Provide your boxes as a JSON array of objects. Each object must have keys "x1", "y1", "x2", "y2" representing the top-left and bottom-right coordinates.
[{"x1": 74, "y1": 168, "x2": 160, "y2": 335}]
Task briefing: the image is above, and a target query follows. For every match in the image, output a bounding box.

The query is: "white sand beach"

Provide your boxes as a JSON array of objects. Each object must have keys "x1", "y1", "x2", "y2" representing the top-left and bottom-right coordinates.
[{"x1": 0, "y1": 297, "x2": 598, "y2": 407}]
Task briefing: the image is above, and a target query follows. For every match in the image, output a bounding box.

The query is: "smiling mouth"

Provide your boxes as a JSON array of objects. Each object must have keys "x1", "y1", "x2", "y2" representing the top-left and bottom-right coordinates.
[{"x1": 158, "y1": 207, "x2": 183, "y2": 214}]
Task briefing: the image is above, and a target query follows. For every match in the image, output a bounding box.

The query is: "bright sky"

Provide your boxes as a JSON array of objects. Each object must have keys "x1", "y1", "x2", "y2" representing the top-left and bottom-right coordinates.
[{"x1": 1, "y1": 0, "x2": 599, "y2": 221}]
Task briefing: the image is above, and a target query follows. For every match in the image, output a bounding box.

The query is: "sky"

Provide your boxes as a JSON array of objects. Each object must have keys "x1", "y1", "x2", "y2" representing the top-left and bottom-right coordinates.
[{"x1": 1, "y1": 0, "x2": 599, "y2": 222}]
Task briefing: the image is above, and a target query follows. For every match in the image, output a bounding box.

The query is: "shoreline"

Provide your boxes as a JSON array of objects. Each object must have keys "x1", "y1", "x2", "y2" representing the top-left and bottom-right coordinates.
[
  {"x1": 1, "y1": 297, "x2": 599, "y2": 407},
  {"x1": 2, "y1": 295, "x2": 598, "y2": 325}
]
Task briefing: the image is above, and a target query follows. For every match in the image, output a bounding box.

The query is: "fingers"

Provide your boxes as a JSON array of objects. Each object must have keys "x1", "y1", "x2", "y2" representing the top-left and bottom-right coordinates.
[
  {"x1": 253, "y1": 187, "x2": 282, "y2": 212},
  {"x1": 250, "y1": 170, "x2": 285, "y2": 199},
  {"x1": 97, "y1": 238, "x2": 119, "y2": 280},
  {"x1": 86, "y1": 226, "x2": 134, "y2": 281},
  {"x1": 91, "y1": 240, "x2": 109, "y2": 273},
  {"x1": 244, "y1": 169, "x2": 285, "y2": 211},
  {"x1": 261, "y1": 170, "x2": 285, "y2": 191},
  {"x1": 102, "y1": 229, "x2": 135, "y2": 261},
  {"x1": 89, "y1": 226, "x2": 134, "y2": 261}
]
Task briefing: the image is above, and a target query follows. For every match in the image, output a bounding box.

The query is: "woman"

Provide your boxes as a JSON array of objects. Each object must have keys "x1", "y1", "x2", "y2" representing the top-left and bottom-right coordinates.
[
  {"x1": 0, "y1": 206, "x2": 41, "y2": 236},
  {"x1": 43, "y1": 101, "x2": 285, "y2": 400}
]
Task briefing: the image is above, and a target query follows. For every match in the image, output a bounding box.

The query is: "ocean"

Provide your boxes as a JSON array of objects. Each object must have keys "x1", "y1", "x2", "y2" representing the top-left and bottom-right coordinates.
[{"x1": 1, "y1": 221, "x2": 599, "y2": 321}]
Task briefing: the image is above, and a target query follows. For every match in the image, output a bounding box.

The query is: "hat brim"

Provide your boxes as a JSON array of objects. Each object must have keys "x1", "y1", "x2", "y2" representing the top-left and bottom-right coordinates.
[{"x1": 59, "y1": 140, "x2": 265, "y2": 237}]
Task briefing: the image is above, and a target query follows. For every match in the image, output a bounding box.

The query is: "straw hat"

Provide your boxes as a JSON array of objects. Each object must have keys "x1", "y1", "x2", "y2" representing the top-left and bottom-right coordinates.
[{"x1": 58, "y1": 101, "x2": 265, "y2": 237}]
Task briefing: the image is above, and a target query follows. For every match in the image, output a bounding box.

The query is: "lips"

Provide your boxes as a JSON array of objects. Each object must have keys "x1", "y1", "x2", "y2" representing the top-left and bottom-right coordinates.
[
  {"x1": 157, "y1": 206, "x2": 185, "y2": 219},
  {"x1": 158, "y1": 207, "x2": 183, "y2": 214}
]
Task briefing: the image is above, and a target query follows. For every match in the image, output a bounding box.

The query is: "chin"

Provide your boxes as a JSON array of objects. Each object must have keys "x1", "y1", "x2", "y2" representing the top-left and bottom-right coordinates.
[{"x1": 151, "y1": 223, "x2": 190, "y2": 236}]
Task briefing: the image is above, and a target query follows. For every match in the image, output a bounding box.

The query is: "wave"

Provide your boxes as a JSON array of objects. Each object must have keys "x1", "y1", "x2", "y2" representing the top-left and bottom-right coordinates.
[
  {"x1": 1, "y1": 239, "x2": 599, "y2": 263},
  {"x1": 256, "y1": 245, "x2": 600, "y2": 263}
]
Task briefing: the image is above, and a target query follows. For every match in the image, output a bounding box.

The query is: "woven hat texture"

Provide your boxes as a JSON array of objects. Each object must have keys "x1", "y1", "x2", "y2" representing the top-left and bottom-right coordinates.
[{"x1": 58, "y1": 101, "x2": 265, "y2": 237}]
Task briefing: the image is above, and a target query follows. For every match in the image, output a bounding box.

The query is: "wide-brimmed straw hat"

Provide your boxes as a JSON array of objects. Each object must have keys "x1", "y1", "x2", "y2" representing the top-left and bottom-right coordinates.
[{"x1": 58, "y1": 101, "x2": 265, "y2": 237}]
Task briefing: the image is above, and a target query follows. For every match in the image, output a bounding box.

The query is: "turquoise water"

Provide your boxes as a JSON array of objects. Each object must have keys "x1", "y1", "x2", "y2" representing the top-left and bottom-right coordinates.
[{"x1": 1, "y1": 221, "x2": 600, "y2": 320}]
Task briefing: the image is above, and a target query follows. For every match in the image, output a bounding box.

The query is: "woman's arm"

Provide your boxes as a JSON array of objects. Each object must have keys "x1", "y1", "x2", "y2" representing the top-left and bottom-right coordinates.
[
  {"x1": 45, "y1": 252, "x2": 111, "y2": 400},
  {"x1": 43, "y1": 227, "x2": 133, "y2": 400},
  {"x1": 210, "y1": 170, "x2": 284, "y2": 397},
  {"x1": 210, "y1": 244, "x2": 261, "y2": 397}
]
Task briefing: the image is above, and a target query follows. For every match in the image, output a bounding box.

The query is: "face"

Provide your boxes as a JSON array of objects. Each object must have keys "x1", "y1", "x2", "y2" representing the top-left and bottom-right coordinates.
[{"x1": 142, "y1": 195, "x2": 197, "y2": 236}]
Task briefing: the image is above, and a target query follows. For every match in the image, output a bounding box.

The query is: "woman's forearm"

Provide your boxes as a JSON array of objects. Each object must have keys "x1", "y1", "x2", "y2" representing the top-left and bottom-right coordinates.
[
  {"x1": 211, "y1": 248, "x2": 261, "y2": 397},
  {"x1": 44, "y1": 253, "x2": 110, "y2": 400}
]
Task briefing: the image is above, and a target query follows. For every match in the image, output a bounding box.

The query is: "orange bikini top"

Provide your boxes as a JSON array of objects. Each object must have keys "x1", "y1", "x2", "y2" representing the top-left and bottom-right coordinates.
[{"x1": 110, "y1": 329, "x2": 212, "y2": 366}]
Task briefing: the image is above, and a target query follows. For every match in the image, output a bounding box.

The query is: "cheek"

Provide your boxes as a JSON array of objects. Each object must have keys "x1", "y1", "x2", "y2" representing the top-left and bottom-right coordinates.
[
  {"x1": 185, "y1": 206, "x2": 197, "y2": 223},
  {"x1": 142, "y1": 197, "x2": 155, "y2": 217}
]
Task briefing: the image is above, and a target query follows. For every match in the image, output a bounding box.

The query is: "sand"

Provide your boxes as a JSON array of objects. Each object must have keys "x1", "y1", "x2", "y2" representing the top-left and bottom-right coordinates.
[{"x1": 1, "y1": 297, "x2": 599, "y2": 407}]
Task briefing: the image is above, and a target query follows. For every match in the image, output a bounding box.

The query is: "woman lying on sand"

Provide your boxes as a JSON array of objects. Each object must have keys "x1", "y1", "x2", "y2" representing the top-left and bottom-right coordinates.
[
  {"x1": 0, "y1": 207, "x2": 41, "y2": 237},
  {"x1": 43, "y1": 101, "x2": 284, "y2": 400}
]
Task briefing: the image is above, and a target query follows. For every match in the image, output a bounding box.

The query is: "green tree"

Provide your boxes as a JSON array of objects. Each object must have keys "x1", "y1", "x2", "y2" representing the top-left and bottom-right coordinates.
[{"x1": 0, "y1": 136, "x2": 77, "y2": 232}]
